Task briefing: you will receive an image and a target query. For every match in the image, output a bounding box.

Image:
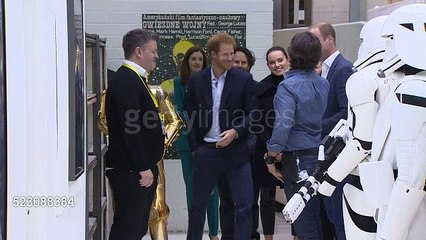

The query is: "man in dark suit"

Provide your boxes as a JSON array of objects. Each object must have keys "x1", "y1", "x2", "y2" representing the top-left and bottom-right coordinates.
[
  {"x1": 185, "y1": 33, "x2": 257, "y2": 240},
  {"x1": 217, "y1": 46, "x2": 258, "y2": 240},
  {"x1": 310, "y1": 22, "x2": 354, "y2": 240},
  {"x1": 105, "y1": 28, "x2": 165, "y2": 240}
]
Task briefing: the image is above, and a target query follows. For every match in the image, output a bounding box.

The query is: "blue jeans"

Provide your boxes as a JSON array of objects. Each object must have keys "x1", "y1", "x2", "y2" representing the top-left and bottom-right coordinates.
[{"x1": 283, "y1": 155, "x2": 323, "y2": 240}]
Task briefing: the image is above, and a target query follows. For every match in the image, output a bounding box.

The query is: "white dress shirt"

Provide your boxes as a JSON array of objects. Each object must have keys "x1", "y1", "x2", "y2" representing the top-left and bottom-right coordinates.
[
  {"x1": 321, "y1": 50, "x2": 340, "y2": 79},
  {"x1": 123, "y1": 59, "x2": 148, "y2": 79},
  {"x1": 203, "y1": 67, "x2": 226, "y2": 142}
]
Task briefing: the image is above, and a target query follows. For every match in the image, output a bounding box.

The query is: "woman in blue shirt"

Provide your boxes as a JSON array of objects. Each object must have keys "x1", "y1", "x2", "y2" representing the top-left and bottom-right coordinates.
[{"x1": 267, "y1": 31, "x2": 329, "y2": 240}]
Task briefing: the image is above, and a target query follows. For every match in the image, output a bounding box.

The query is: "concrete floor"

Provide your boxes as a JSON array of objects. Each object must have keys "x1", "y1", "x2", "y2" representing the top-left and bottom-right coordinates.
[{"x1": 142, "y1": 212, "x2": 294, "y2": 240}]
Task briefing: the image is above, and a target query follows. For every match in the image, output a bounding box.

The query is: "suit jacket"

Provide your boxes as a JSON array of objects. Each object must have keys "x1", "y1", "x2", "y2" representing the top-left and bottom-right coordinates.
[
  {"x1": 185, "y1": 67, "x2": 257, "y2": 166},
  {"x1": 322, "y1": 53, "x2": 354, "y2": 137},
  {"x1": 105, "y1": 66, "x2": 165, "y2": 172}
]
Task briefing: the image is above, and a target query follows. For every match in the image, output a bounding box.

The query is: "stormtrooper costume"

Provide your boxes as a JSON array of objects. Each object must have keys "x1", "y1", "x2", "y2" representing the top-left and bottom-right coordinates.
[
  {"x1": 283, "y1": 17, "x2": 393, "y2": 238},
  {"x1": 359, "y1": 4, "x2": 426, "y2": 240},
  {"x1": 315, "y1": 15, "x2": 400, "y2": 240}
]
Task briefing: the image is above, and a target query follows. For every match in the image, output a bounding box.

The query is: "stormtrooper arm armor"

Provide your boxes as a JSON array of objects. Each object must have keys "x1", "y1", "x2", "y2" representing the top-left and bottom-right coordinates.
[
  {"x1": 318, "y1": 138, "x2": 370, "y2": 196},
  {"x1": 319, "y1": 70, "x2": 380, "y2": 196}
]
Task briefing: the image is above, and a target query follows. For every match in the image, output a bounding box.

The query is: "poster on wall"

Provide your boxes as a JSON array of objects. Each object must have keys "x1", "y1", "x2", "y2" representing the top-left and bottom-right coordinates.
[
  {"x1": 142, "y1": 13, "x2": 246, "y2": 159},
  {"x1": 68, "y1": 0, "x2": 85, "y2": 180}
]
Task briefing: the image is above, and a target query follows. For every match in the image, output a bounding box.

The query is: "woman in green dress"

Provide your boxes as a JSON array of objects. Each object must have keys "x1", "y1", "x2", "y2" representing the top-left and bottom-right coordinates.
[{"x1": 173, "y1": 45, "x2": 219, "y2": 240}]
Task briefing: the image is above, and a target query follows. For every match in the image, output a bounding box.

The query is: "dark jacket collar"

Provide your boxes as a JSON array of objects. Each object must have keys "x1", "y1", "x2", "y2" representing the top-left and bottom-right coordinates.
[
  {"x1": 200, "y1": 67, "x2": 237, "y2": 108},
  {"x1": 257, "y1": 73, "x2": 283, "y2": 96}
]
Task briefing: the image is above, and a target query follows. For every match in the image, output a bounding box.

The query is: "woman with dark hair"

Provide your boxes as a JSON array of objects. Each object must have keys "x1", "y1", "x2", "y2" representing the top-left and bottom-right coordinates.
[
  {"x1": 173, "y1": 45, "x2": 219, "y2": 240},
  {"x1": 266, "y1": 32, "x2": 329, "y2": 240},
  {"x1": 252, "y1": 46, "x2": 289, "y2": 240}
]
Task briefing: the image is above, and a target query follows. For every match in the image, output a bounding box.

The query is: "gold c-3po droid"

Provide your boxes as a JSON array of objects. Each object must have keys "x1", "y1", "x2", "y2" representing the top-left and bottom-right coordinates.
[{"x1": 148, "y1": 84, "x2": 184, "y2": 240}]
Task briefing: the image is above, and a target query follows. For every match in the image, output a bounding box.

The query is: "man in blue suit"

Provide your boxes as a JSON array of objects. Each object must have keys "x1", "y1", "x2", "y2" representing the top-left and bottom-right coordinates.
[
  {"x1": 310, "y1": 22, "x2": 354, "y2": 240},
  {"x1": 185, "y1": 32, "x2": 257, "y2": 240}
]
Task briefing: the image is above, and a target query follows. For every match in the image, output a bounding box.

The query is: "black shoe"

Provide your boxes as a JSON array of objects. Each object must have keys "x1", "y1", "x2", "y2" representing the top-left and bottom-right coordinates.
[{"x1": 250, "y1": 233, "x2": 260, "y2": 240}]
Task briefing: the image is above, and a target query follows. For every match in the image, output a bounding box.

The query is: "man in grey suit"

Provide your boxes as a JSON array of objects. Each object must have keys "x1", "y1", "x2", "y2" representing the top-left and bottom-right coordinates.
[{"x1": 310, "y1": 22, "x2": 354, "y2": 240}]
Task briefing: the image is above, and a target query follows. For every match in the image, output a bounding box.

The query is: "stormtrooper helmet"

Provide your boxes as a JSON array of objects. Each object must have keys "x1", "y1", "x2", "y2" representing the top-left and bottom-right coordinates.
[
  {"x1": 378, "y1": 4, "x2": 426, "y2": 77},
  {"x1": 354, "y1": 15, "x2": 388, "y2": 71}
]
